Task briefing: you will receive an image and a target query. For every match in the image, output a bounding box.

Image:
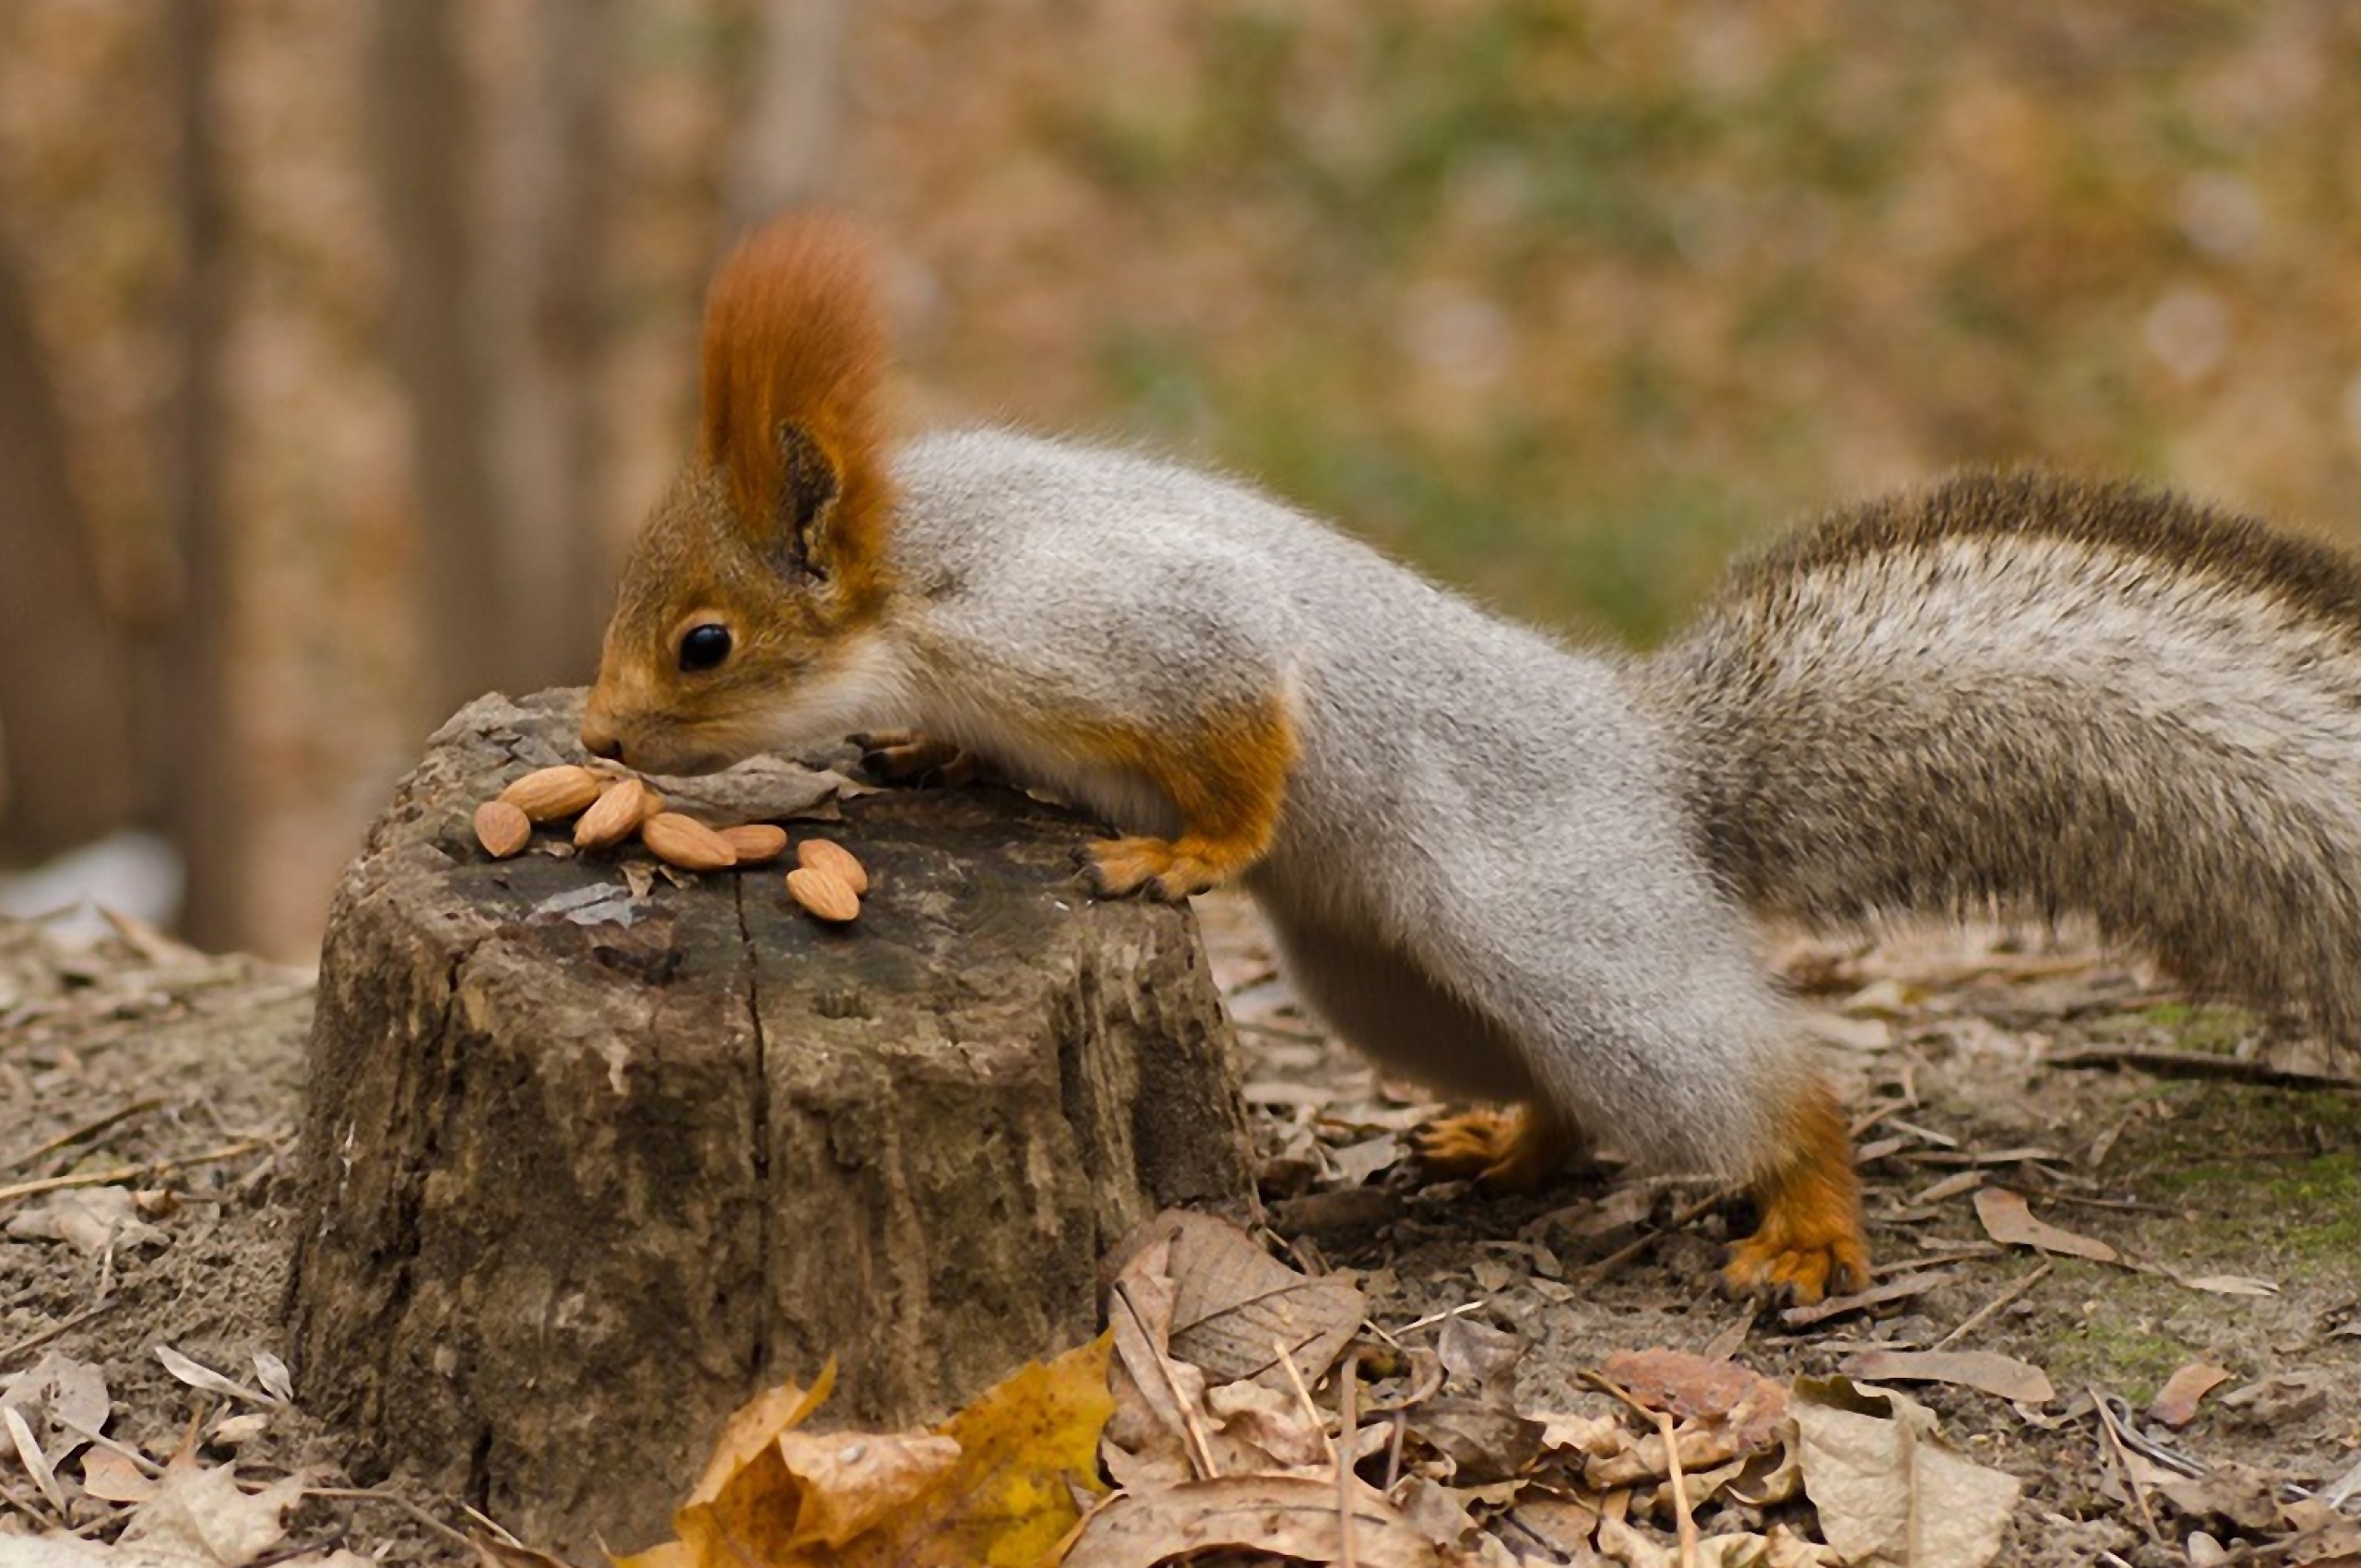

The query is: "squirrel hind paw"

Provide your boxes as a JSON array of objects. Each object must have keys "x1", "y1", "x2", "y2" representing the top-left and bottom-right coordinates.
[
  {"x1": 1084, "y1": 837, "x2": 1219, "y2": 901},
  {"x1": 1411, "y1": 1106, "x2": 1573, "y2": 1191},
  {"x1": 1721, "y1": 1222, "x2": 1871, "y2": 1306}
]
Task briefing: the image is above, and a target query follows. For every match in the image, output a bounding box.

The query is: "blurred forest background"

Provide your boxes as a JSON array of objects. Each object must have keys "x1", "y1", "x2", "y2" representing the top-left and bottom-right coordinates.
[{"x1": 4, "y1": 1, "x2": 2361, "y2": 961}]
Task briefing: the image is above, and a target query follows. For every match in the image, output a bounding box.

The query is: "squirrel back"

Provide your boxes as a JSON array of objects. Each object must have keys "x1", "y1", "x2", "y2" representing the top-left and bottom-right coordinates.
[{"x1": 1648, "y1": 469, "x2": 2361, "y2": 1046}]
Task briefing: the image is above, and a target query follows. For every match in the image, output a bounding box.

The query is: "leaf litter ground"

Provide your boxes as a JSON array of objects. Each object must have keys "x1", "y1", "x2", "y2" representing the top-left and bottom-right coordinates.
[{"x1": 4, "y1": 896, "x2": 2360, "y2": 1564}]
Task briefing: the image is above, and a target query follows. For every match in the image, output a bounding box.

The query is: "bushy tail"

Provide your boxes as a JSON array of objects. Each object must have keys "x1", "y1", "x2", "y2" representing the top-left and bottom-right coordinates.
[{"x1": 1644, "y1": 469, "x2": 2361, "y2": 1047}]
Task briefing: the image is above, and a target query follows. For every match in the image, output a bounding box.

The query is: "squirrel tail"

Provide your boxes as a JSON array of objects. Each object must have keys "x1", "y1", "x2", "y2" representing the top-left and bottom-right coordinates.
[
  {"x1": 1646, "y1": 469, "x2": 2361, "y2": 1047},
  {"x1": 698, "y1": 211, "x2": 891, "y2": 584}
]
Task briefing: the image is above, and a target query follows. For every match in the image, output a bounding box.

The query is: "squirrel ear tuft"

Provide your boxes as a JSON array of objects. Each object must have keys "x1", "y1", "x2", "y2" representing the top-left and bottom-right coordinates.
[{"x1": 698, "y1": 212, "x2": 890, "y2": 591}]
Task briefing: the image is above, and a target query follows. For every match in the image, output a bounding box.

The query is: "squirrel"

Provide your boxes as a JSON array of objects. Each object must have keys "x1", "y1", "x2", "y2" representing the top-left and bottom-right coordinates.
[{"x1": 583, "y1": 214, "x2": 2361, "y2": 1305}]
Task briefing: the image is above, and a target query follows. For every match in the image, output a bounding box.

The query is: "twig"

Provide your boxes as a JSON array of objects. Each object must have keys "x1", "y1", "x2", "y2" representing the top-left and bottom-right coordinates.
[
  {"x1": 1932, "y1": 1261, "x2": 2054, "y2": 1349},
  {"x1": 0, "y1": 1300, "x2": 120, "y2": 1371},
  {"x1": 1110, "y1": 1279, "x2": 1219, "y2": 1480},
  {"x1": 1, "y1": 1099, "x2": 165, "y2": 1175},
  {"x1": 1586, "y1": 1372, "x2": 1700, "y2": 1566},
  {"x1": 1655, "y1": 1409, "x2": 1700, "y2": 1568},
  {"x1": 1271, "y1": 1338, "x2": 1335, "y2": 1466},
  {"x1": 2090, "y1": 1387, "x2": 2163, "y2": 1544},
  {"x1": 2045, "y1": 1046, "x2": 2359, "y2": 1092},
  {"x1": 306, "y1": 1486, "x2": 477, "y2": 1552},
  {"x1": 1390, "y1": 1300, "x2": 1484, "y2": 1335},
  {"x1": 0, "y1": 1138, "x2": 276, "y2": 1206},
  {"x1": 1578, "y1": 1187, "x2": 1733, "y2": 1285},
  {"x1": 1337, "y1": 1350, "x2": 1359, "y2": 1568}
]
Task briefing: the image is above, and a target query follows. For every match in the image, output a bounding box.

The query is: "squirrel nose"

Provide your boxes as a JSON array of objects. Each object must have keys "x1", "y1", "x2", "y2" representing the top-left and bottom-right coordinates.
[{"x1": 580, "y1": 711, "x2": 623, "y2": 761}]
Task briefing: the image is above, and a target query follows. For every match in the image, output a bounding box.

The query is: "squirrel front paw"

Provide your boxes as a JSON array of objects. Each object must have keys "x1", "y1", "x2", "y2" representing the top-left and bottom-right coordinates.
[
  {"x1": 1082, "y1": 836, "x2": 1220, "y2": 901},
  {"x1": 857, "y1": 730, "x2": 982, "y2": 788}
]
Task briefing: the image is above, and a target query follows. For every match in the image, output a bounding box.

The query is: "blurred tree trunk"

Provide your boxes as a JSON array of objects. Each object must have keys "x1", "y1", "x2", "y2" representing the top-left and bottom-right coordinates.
[
  {"x1": 483, "y1": 0, "x2": 616, "y2": 690},
  {"x1": 369, "y1": 0, "x2": 508, "y2": 725},
  {"x1": 160, "y1": 0, "x2": 241, "y2": 948},
  {"x1": 727, "y1": 0, "x2": 854, "y2": 228},
  {"x1": 0, "y1": 231, "x2": 139, "y2": 863}
]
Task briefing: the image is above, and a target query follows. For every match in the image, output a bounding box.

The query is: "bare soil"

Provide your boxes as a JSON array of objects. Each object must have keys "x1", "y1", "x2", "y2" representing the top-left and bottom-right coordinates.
[{"x1": 5, "y1": 888, "x2": 2358, "y2": 1564}]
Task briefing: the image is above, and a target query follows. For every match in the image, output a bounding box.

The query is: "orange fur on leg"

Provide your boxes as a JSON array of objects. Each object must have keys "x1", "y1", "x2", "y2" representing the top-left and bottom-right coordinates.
[
  {"x1": 1722, "y1": 1080, "x2": 1869, "y2": 1304},
  {"x1": 1079, "y1": 695, "x2": 1298, "y2": 901},
  {"x1": 1412, "y1": 1104, "x2": 1575, "y2": 1190}
]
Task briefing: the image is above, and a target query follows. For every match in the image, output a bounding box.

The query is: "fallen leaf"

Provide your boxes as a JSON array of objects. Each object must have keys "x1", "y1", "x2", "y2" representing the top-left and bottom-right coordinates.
[
  {"x1": 912, "y1": 1336, "x2": 1115, "y2": 1567},
  {"x1": 1837, "y1": 1350, "x2": 2055, "y2": 1406},
  {"x1": 1137, "y1": 1211, "x2": 1367, "y2": 1388},
  {"x1": 1599, "y1": 1348, "x2": 1790, "y2": 1455},
  {"x1": 1792, "y1": 1375, "x2": 2020, "y2": 1568},
  {"x1": 81, "y1": 1445, "x2": 160, "y2": 1503},
  {"x1": 1779, "y1": 1271, "x2": 1957, "y2": 1327},
  {"x1": 471, "y1": 1535, "x2": 587, "y2": 1568},
  {"x1": 248, "y1": 1354, "x2": 293, "y2": 1403},
  {"x1": 153, "y1": 1348, "x2": 278, "y2": 1408},
  {"x1": 1407, "y1": 1396, "x2": 1548, "y2": 1484},
  {"x1": 2148, "y1": 1363, "x2": 2232, "y2": 1429},
  {"x1": 6, "y1": 1405, "x2": 66, "y2": 1513},
  {"x1": 2177, "y1": 1274, "x2": 2278, "y2": 1298},
  {"x1": 1064, "y1": 1474, "x2": 1445, "y2": 1568},
  {"x1": 3, "y1": 1187, "x2": 171, "y2": 1254},
  {"x1": 0, "y1": 1538, "x2": 112, "y2": 1568},
  {"x1": 1436, "y1": 1316, "x2": 1525, "y2": 1397},
  {"x1": 627, "y1": 1338, "x2": 1112, "y2": 1568},
  {"x1": 2155, "y1": 1461, "x2": 2285, "y2": 1534},
  {"x1": 0, "y1": 1352, "x2": 112, "y2": 1462},
  {"x1": 1971, "y1": 1188, "x2": 2118, "y2": 1263},
  {"x1": 118, "y1": 1450, "x2": 307, "y2": 1568}
]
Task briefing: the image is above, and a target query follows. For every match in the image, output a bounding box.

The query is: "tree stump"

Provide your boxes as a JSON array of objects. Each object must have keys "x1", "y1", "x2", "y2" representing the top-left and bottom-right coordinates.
[{"x1": 288, "y1": 692, "x2": 1252, "y2": 1554}]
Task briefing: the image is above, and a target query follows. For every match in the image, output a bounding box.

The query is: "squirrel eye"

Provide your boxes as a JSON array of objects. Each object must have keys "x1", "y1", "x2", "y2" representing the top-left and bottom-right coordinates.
[{"x1": 678, "y1": 623, "x2": 732, "y2": 672}]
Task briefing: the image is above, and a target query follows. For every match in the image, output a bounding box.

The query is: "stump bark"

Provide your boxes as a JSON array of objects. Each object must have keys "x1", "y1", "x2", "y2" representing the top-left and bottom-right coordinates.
[{"x1": 288, "y1": 692, "x2": 1252, "y2": 1553}]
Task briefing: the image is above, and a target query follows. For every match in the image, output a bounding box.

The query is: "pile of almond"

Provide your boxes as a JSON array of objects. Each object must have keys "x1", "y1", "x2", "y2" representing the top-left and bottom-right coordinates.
[{"x1": 473, "y1": 764, "x2": 868, "y2": 925}]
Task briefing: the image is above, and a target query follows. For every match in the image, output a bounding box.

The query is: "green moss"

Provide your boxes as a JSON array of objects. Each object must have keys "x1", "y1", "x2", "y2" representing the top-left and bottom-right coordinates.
[
  {"x1": 2118, "y1": 1087, "x2": 2361, "y2": 1282},
  {"x1": 2045, "y1": 1290, "x2": 2197, "y2": 1402}
]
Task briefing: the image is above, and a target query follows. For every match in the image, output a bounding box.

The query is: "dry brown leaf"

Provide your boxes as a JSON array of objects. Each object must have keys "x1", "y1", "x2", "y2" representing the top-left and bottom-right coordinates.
[
  {"x1": 80, "y1": 1445, "x2": 159, "y2": 1503},
  {"x1": 1063, "y1": 1474, "x2": 1445, "y2": 1568},
  {"x1": 117, "y1": 1449, "x2": 308, "y2": 1568},
  {"x1": 1836, "y1": 1350, "x2": 2055, "y2": 1406},
  {"x1": 623, "y1": 1338, "x2": 1112, "y2": 1568},
  {"x1": 1791, "y1": 1376, "x2": 2018, "y2": 1568},
  {"x1": 1126, "y1": 1210, "x2": 1366, "y2": 1389},
  {"x1": 1971, "y1": 1188, "x2": 2118, "y2": 1263},
  {"x1": 1600, "y1": 1348, "x2": 1790, "y2": 1457},
  {"x1": 1778, "y1": 1271, "x2": 1958, "y2": 1327},
  {"x1": 2148, "y1": 1362, "x2": 2233, "y2": 1429},
  {"x1": 1435, "y1": 1316, "x2": 1525, "y2": 1397}
]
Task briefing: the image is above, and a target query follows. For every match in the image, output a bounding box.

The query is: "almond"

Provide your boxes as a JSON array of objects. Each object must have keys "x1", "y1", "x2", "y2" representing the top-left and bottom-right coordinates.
[
  {"x1": 473, "y1": 799, "x2": 531, "y2": 859},
  {"x1": 642, "y1": 812, "x2": 740, "y2": 873},
  {"x1": 718, "y1": 823, "x2": 789, "y2": 864},
  {"x1": 796, "y1": 838, "x2": 870, "y2": 895},
  {"x1": 575, "y1": 777, "x2": 660, "y2": 849},
  {"x1": 499, "y1": 764, "x2": 604, "y2": 822},
  {"x1": 786, "y1": 865, "x2": 860, "y2": 923}
]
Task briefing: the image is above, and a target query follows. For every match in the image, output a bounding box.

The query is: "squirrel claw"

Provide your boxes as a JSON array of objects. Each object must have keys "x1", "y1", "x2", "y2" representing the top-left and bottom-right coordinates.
[
  {"x1": 1412, "y1": 1105, "x2": 1572, "y2": 1191},
  {"x1": 1720, "y1": 1232, "x2": 1870, "y2": 1307},
  {"x1": 858, "y1": 730, "x2": 979, "y2": 787},
  {"x1": 1085, "y1": 837, "x2": 1218, "y2": 901}
]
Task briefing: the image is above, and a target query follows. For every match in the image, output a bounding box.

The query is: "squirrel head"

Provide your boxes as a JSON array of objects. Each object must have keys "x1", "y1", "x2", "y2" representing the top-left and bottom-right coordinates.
[{"x1": 584, "y1": 213, "x2": 896, "y2": 774}]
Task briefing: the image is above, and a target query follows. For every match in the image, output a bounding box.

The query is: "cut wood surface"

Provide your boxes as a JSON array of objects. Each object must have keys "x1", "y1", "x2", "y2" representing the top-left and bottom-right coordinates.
[{"x1": 288, "y1": 690, "x2": 1251, "y2": 1554}]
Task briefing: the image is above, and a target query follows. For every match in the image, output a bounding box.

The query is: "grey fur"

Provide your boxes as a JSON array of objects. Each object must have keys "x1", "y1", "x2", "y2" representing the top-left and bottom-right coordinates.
[{"x1": 822, "y1": 435, "x2": 2361, "y2": 1179}]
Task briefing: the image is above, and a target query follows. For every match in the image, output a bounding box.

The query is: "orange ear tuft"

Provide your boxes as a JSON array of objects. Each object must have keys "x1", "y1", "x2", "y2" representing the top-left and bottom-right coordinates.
[{"x1": 698, "y1": 212, "x2": 891, "y2": 586}]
